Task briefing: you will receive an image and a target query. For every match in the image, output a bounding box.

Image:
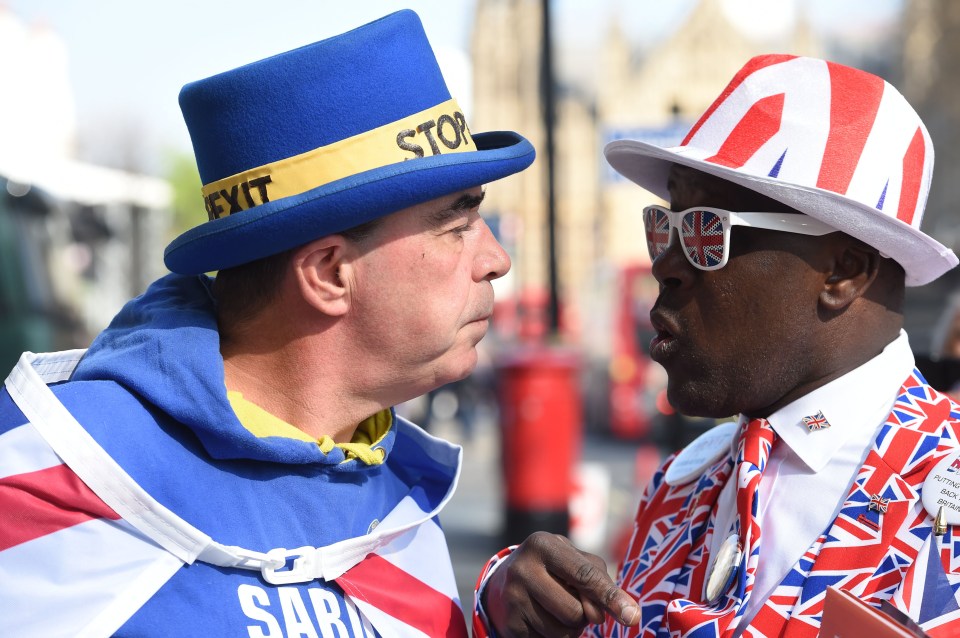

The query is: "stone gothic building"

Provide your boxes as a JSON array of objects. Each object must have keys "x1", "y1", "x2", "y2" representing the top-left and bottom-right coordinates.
[{"x1": 470, "y1": 0, "x2": 818, "y2": 348}]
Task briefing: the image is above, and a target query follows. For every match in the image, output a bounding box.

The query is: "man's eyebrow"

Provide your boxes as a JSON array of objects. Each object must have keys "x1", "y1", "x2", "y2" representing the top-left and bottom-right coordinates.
[{"x1": 427, "y1": 190, "x2": 486, "y2": 227}]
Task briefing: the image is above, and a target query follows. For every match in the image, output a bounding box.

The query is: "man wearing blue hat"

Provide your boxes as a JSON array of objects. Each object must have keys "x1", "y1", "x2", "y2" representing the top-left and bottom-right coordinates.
[{"x1": 0, "y1": 10, "x2": 535, "y2": 637}]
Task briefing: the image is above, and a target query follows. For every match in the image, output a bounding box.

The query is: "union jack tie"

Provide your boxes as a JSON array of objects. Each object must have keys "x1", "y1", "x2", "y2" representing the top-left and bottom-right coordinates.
[{"x1": 666, "y1": 417, "x2": 777, "y2": 637}]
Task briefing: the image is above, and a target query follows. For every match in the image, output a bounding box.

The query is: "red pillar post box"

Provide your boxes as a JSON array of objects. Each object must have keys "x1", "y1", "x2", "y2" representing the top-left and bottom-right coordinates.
[{"x1": 496, "y1": 346, "x2": 582, "y2": 545}]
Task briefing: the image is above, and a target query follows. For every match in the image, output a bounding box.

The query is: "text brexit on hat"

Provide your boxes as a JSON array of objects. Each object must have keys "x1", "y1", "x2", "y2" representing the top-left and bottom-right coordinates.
[{"x1": 202, "y1": 102, "x2": 474, "y2": 221}]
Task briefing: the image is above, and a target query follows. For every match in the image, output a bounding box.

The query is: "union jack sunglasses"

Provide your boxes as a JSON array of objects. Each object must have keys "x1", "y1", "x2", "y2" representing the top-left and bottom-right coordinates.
[{"x1": 642, "y1": 205, "x2": 837, "y2": 271}]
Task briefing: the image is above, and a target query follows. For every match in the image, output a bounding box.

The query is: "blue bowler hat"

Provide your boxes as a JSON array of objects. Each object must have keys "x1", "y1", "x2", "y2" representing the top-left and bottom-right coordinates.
[{"x1": 165, "y1": 9, "x2": 535, "y2": 274}]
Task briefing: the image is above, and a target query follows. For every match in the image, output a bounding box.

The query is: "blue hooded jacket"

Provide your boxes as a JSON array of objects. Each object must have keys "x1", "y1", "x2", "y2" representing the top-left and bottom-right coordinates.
[{"x1": 0, "y1": 273, "x2": 462, "y2": 637}]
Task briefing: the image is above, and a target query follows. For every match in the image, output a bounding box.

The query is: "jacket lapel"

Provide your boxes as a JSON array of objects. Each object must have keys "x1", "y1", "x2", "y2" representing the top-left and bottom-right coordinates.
[
  {"x1": 618, "y1": 451, "x2": 733, "y2": 636},
  {"x1": 748, "y1": 372, "x2": 960, "y2": 637}
]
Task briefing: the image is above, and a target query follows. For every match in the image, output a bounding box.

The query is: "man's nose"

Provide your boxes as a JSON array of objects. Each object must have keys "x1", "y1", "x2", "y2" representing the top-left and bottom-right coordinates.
[
  {"x1": 478, "y1": 222, "x2": 511, "y2": 281},
  {"x1": 650, "y1": 229, "x2": 696, "y2": 288}
]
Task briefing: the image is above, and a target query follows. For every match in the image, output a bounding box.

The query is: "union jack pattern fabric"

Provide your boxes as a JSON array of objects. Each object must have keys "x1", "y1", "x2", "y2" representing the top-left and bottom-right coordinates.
[
  {"x1": 471, "y1": 545, "x2": 518, "y2": 637},
  {"x1": 663, "y1": 418, "x2": 775, "y2": 636},
  {"x1": 680, "y1": 210, "x2": 725, "y2": 268},
  {"x1": 585, "y1": 369, "x2": 960, "y2": 638},
  {"x1": 680, "y1": 55, "x2": 932, "y2": 231}
]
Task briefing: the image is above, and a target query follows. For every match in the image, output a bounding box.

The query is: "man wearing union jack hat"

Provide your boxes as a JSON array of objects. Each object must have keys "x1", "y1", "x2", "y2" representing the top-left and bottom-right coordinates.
[{"x1": 474, "y1": 55, "x2": 960, "y2": 638}]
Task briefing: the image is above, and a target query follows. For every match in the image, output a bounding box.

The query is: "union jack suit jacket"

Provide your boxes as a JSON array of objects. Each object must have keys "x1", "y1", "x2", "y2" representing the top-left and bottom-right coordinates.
[
  {"x1": 593, "y1": 370, "x2": 960, "y2": 637},
  {"x1": 473, "y1": 371, "x2": 960, "y2": 637}
]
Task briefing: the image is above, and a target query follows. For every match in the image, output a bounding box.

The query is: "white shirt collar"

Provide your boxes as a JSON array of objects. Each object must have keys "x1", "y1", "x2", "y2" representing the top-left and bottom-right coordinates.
[{"x1": 754, "y1": 330, "x2": 916, "y2": 473}]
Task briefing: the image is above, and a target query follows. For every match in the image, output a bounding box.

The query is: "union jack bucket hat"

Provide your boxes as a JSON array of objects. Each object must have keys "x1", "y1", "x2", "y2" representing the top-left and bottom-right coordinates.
[{"x1": 605, "y1": 54, "x2": 958, "y2": 286}]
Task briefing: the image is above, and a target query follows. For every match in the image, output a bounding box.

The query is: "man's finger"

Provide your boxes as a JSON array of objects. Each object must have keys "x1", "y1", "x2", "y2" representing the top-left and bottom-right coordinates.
[
  {"x1": 536, "y1": 536, "x2": 640, "y2": 626},
  {"x1": 499, "y1": 591, "x2": 588, "y2": 638},
  {"x1": 526, "y1": 572, "x2": 595, "y2": 630},
  {"x1": 568, "y1": 558, "x2": 639, "y2": 625},
  {"x1": 526, "y1": 589, "x2": 599, "y2": 638},
  {"x1": 579, "y1": 594, "x2": 606, "y2": 626}
]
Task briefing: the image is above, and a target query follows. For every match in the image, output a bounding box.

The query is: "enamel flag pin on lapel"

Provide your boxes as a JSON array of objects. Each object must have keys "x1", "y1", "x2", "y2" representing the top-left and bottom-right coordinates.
[
  {"x1": 802, "y1": 411, "x2": 831, "y2": 431},
  {"x1": 868, "y1": 494, "x2": 890, "y2": 514}
]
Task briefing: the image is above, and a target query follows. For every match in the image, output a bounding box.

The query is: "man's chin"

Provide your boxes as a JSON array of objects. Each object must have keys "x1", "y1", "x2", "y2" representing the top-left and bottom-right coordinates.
[
  {"x1": 666, "y1": 383, "x2": 723, "y2": 419},
  {"x1": 436, "y1": 349, "x2": 479, "y2": 386}
]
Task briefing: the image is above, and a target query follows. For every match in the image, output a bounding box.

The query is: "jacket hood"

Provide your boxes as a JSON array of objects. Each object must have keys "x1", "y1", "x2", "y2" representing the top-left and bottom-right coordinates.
[{"x1": 71, "y1": 273, "x2": 393, "y2": 465}]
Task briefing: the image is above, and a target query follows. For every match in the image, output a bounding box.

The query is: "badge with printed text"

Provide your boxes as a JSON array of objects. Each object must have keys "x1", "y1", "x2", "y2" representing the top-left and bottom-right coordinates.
[
  {"x1": 921, "y1": 451, "x2": 960, "y2": 525},
  {"x1": 665, "y1": 421, "x2": 738, "y2": 486}
]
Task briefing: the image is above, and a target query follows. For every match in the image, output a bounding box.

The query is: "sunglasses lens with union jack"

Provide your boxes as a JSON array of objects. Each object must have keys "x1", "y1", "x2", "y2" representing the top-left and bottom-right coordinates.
[{"x1": 642, "y1": 205, "x2": 837, "y2": 271}]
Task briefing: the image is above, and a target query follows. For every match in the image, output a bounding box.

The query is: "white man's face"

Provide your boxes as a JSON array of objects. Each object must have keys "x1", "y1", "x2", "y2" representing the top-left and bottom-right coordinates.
[{"x1": 344, "y1": 187, "x2": 510, "y2": 404}]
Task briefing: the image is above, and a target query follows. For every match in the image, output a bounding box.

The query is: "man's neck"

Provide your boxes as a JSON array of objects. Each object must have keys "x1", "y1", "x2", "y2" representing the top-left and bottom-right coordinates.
[
  {"x1": 221, "y1": 344, "x2": 384, "y2": 443},
  {"x1": 745, "y1": 329, "x2": 904, "y2": 419}
]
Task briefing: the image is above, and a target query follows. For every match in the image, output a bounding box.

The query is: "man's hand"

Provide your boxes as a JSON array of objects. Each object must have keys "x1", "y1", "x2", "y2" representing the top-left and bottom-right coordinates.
[{"x1": 483, "y1": 532, "x2": 640, "y2": 637}]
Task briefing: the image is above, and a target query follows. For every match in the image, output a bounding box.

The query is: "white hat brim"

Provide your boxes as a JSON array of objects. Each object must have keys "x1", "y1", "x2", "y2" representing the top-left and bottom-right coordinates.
[{"x1": 605, "y1": 139, "x2": 958, "y2": 287}]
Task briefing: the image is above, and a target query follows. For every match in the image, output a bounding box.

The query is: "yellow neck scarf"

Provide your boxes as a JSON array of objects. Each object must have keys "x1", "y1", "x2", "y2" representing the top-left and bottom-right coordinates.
[{"x1": 227, "y1": 391, "x2": 390, "y2": 465}]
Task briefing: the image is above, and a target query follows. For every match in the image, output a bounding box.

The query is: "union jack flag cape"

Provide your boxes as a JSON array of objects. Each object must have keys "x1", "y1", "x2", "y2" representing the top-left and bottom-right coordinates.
[{"x1": 1, "y1": 350, "x2": 468, "y2": 638}]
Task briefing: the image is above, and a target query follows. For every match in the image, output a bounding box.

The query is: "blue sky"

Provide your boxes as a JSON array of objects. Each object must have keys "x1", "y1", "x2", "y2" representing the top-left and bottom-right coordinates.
[{"x1": 6, "y1": 0, "x2": 903, "y2": 171}]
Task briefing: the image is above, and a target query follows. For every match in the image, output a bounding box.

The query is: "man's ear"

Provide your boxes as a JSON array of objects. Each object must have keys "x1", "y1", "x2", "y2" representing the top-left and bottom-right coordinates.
[
  {"x1": 292, "y1": 236, "x2": 350, "y2": 317},
  {"x1": 820, "y1": 241, "x2": 881, "y2": 311}
]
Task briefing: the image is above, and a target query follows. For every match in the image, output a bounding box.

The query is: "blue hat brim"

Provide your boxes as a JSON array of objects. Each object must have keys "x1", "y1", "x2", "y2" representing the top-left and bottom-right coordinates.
[{"x1": 164, "y1": 131, "x2": 535, "y2": 274}]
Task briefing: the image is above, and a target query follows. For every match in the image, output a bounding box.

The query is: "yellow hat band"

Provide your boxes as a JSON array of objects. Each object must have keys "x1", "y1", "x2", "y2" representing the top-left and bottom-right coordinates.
[{"x1": 200, "y1": 98, "x2": 474, "y2": 220}]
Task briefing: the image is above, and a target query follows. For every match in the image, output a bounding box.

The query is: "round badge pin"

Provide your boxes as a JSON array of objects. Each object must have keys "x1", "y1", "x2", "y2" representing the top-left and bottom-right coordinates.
[
  {"x1": 705, "y1": 533, "x2": 742, "y2": 603},
  {"x1": 665, "y1": 421, "x2": 738, "y2": 486},
  {"x1": 922, "y1": 451, "x2": 960, "y2": 526}
]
